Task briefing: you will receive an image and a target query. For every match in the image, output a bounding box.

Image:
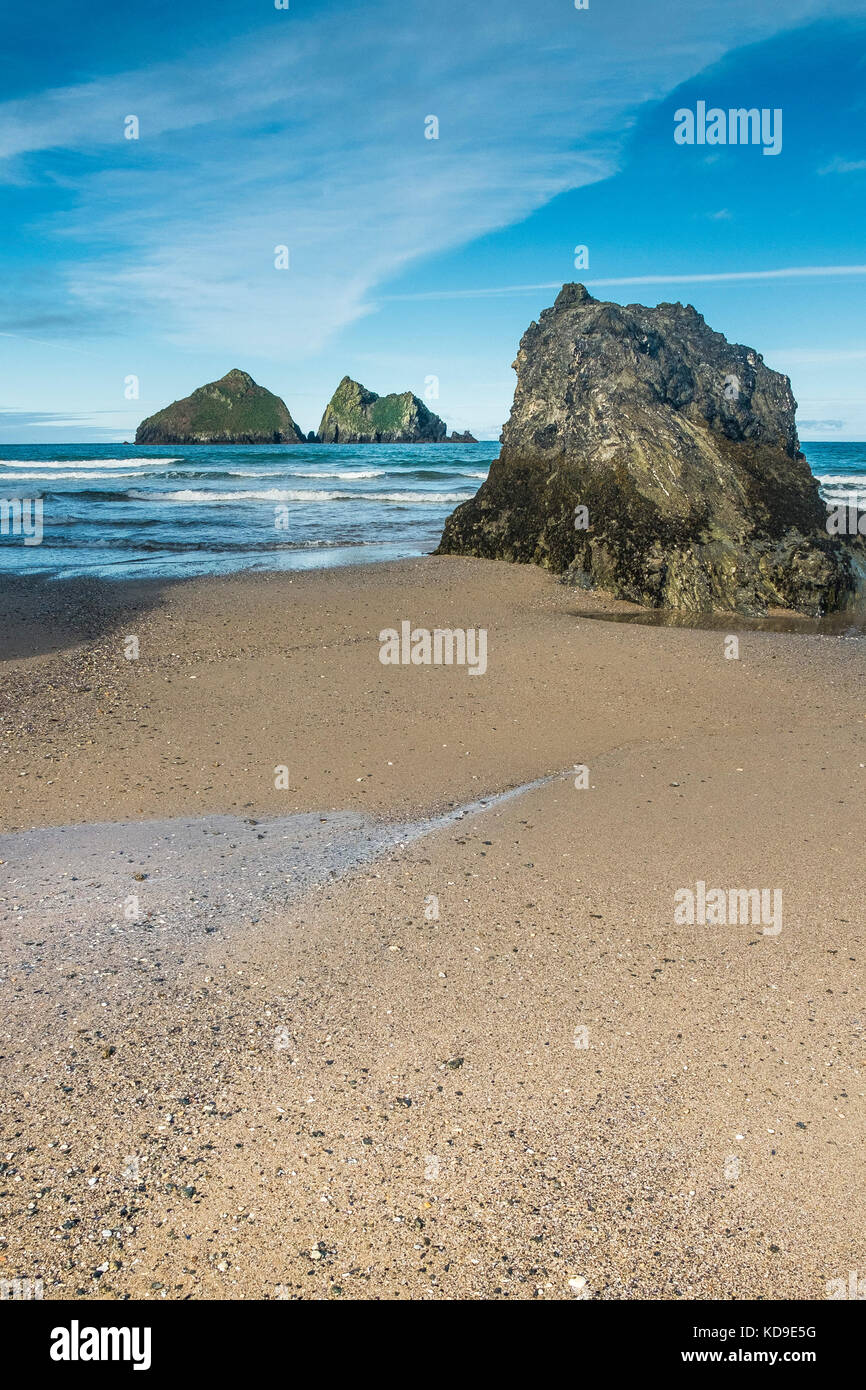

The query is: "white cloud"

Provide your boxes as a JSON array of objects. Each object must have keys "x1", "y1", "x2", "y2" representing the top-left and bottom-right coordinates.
[{"x1": 0, "y1": 0, "x2": 859, "y2": 360}]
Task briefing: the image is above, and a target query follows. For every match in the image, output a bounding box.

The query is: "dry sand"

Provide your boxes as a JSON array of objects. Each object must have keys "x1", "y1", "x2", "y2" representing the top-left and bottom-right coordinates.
[{"x1": 0, "y1": 556, "x2": 863, "y2": 1299}]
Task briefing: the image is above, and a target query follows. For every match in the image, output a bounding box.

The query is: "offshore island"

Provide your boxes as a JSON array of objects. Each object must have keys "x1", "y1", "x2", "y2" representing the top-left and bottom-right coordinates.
[{"x1": 135, "y1": 369, "x2": 477, "y2": 446}]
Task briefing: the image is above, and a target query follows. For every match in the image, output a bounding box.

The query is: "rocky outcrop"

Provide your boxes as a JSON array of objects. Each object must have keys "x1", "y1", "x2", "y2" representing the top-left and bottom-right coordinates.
[
  {"x1": 317, "y1": 377, "x2": 447, "y2": 443},
  {"x1": 437, "y1": 284, "x2": 856, "y2": 615},
  {"x1": 447, "y1": 430, "x2": 478, "y2": 443},
  {"x1": 135, "y1": 369, "x2": 304, "y2": 445}
]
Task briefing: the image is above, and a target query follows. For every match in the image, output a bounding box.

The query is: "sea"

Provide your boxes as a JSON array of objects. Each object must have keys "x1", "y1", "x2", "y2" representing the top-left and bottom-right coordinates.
[{"x1": 0, "y1": 440, "x2": 863, "y2": 583}]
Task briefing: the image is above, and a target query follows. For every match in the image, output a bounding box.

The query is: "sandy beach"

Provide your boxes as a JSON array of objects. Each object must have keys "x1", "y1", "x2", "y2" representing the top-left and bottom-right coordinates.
[{"x1": 1, "y1": 556, "x2": 863, "y2": 1299}]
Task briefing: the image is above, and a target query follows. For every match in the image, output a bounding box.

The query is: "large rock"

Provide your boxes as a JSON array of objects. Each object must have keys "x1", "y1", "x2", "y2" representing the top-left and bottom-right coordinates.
[
  {"x1": 135, "y1": 369, "x2": 304, "y2": 445},
  {"x1": 317, "y1": 376, "x2": 447, "y2": 443},
  {"x1": 437, "y1": 284, "x2": 857, "y2": 614}
]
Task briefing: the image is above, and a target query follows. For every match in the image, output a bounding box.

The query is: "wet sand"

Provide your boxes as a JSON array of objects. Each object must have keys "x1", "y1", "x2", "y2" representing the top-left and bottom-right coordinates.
[{"x1": 0, "y1": 557, "x2": 863, "y2": 1298}]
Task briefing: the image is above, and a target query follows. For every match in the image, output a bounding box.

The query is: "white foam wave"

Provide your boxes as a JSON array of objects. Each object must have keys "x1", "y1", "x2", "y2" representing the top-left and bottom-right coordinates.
[
  {"x1": 0, "y1": 458, "x2": 178, "y2": 468},
  {"x1": 815, "y1": 474, "x2": 866, "y2": 488},
  {"x1": 286, "y1": 469, "x2": 388, "y2": 479},
  {"x1": 133, "y1": 488, "x2": 341, "y2": 503},
  {"x1": 364, "y1": 491, "x2": 472, "y2": 503},
  {"x1": 219, "y1": 468, "x2": 388, "y2": 479},
  {"x1": 131, "y1": 488, "x2": 473, "y2": 505},
  {"x1": 0, "y1": 471, "x2": 155, "y2": 481}
]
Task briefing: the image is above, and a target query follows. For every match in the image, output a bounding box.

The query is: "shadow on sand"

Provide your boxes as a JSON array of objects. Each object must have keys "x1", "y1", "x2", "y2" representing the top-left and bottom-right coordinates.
[{"x1": 0, "y1": 574, "x2": 175, "y2": 662}]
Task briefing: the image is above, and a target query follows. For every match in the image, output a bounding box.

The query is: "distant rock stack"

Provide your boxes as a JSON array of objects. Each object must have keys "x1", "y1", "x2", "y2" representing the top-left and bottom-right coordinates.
[
  {"x1": 447, "y1": 430, "x2": 478, "y2": 443},
  {"x1": 317, "y1": 376, "x2": 448, "y2": 443},
  {"x1": 437, "y1": 284, "x2": 856, "y2": 615},
  {"x1": 135, "y1": 369, "x2": 305, "y2": 445}
]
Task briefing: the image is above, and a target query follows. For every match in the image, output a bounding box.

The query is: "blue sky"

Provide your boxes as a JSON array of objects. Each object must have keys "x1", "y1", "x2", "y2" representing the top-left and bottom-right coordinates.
[{"x1": 1, "y1": 0, "x2": 865, "y2": 442}]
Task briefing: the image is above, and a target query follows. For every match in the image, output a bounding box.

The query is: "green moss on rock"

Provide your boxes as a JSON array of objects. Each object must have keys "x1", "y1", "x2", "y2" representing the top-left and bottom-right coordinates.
[
  {"x1": 317, "y1": 376, "x2": 447, "y2": 443},
  {"x1": 135, "y1": 369, "x2": 304, "y2": 445}
]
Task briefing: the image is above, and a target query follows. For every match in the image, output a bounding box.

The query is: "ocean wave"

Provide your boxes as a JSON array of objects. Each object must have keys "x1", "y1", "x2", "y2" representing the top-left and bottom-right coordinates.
[
  {"x1": 45, "y1": 490, "x2": 135, "y2": 503},
  {"x1": 362, "y1": 491, "x2": 473, "y2": 503},
  {"x1": 129, "y1": 488, "x2": 473, "y2": 504},
  {"x1": 284, "y1": 466, "x2": 487, "y2": 481},
  {"x1": 0, "y1": 457, "x2": 179, "y2": 468},
  {"x1": 0, "y1": 471, "x2": 157, "y2": 482},
  {"x1": 41, "y1": 514, "x2": 168, "y2": 527},
  {"x1": 35, "y1": 536, "x2": 381, "y2": 554},
  {"x1": 130, "y1": 488, "x2": 340, "y2": 503},
  {"x1": 283, "y1": 469, "x2": 388, "y2": 479}
]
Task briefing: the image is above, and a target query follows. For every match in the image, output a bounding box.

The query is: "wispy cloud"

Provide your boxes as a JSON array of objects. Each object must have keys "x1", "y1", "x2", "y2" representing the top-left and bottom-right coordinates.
[
  {"x1": 818, "y1": 155, "x2": 866, "y2": 174},
  {"x1": 0, "y1": 409, "x2": 127, "y2": 423},
  {"x1": 0, "y1": 0, "x2": 852, "y2": 361},
  {"x1": 384, "y1": 264, "x2": 866, "y2": 301},
  {"x1": 0, "y1": 408, "x2": 136, "y2": 441},
  {"x1": 0, "y1": 330, "x2": 104, "y2": 357}
]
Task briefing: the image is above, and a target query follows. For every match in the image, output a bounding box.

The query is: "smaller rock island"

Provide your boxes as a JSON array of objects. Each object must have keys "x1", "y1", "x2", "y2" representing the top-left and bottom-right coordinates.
[{"x1": 317, "y1": 376, "x2": 448, "y2": 443}]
